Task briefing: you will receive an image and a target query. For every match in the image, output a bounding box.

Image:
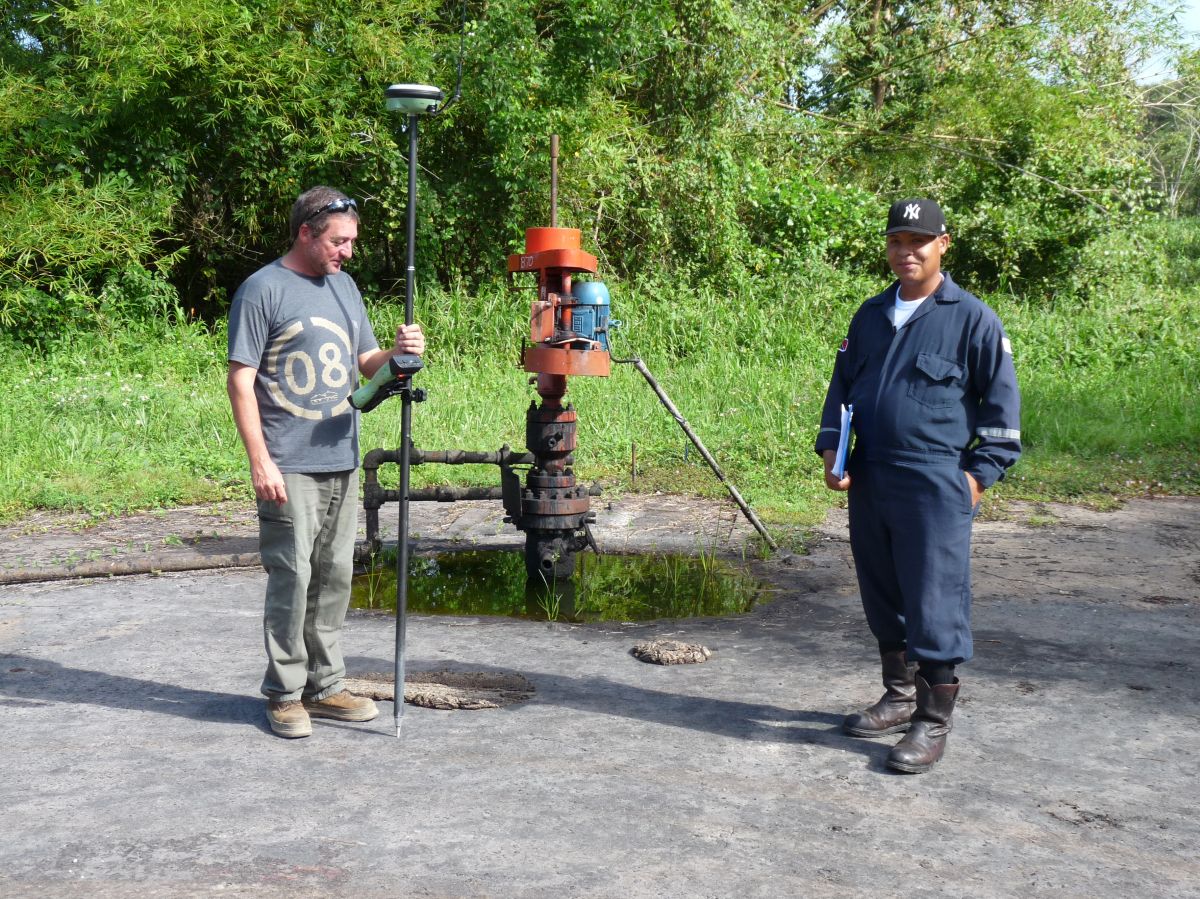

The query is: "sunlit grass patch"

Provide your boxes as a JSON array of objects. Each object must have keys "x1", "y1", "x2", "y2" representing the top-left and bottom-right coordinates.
[{"x1": 1, "y1": 239, "x2": 1198, "y2": 525}]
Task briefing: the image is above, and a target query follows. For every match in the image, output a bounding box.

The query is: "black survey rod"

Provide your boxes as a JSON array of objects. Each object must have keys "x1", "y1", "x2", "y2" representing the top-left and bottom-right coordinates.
[{"x1": 394, "y1": 111, "x2": 420, "y2": 739}]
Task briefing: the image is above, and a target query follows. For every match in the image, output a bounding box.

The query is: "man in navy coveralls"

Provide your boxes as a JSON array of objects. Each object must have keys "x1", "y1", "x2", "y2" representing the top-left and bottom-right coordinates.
[{"x1": 815, "y1": 198, "x2": 1021, "y2": 773}]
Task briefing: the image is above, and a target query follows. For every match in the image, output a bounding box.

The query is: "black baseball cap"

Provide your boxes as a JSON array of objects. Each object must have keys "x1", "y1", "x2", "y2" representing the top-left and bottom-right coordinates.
[{"x1": 884, "y1": 198, "x2": 948, "y2": 236}]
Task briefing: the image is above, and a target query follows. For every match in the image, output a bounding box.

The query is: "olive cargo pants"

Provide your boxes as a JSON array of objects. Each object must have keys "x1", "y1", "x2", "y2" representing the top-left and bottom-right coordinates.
[{"x1": 257, "y1": 471, "x2": 358, "y2": 701}]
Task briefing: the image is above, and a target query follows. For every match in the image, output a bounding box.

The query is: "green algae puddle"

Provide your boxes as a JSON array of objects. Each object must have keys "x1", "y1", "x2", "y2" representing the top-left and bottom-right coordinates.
[{"x1": 351, "y1": 550, "x2": 771, "y2": 622}]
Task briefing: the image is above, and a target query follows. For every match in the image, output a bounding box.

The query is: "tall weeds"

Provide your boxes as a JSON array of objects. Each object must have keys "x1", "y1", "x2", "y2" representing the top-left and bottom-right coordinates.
[{"x1": 2, "y1": 230, "x2": 1198, "y2": 523}]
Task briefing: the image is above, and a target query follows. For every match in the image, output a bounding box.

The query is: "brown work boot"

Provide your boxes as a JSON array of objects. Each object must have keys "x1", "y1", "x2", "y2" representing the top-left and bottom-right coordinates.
[
  {"x1": 302, "y1": 690, "x2": 379, "y2": 722},
  {"x1": 843, "y1": 650, "x2": 917, "y2": 737},
  {"x1": 266, "y1": 699, "x2": 312, "y2": 739},
  {"x1": 886, "y1": 676, "x2": 960, "y2": 774}
]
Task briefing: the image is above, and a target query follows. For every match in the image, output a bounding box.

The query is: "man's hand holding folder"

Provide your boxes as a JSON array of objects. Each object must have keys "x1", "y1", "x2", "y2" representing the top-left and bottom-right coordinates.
[{"x1": 822, "y1": 404, "x2": 853, "y2": 491}]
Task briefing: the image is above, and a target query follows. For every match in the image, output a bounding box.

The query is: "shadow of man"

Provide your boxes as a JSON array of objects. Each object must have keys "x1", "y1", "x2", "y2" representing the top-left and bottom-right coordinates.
[{"x1": 0, "y1": 654, "x2": 270, "y2": 733}]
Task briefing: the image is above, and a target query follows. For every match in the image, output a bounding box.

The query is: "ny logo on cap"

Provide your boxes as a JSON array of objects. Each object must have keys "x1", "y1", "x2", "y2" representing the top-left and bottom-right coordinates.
[{"x1": 904, "y1": 203, "x2": 921, "y2": 220}]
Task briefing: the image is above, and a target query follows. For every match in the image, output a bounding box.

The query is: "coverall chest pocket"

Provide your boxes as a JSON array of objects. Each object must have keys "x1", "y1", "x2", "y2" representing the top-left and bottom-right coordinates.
[{"x1": 907, "y1": 352, "x2": 964, "y2": 408}]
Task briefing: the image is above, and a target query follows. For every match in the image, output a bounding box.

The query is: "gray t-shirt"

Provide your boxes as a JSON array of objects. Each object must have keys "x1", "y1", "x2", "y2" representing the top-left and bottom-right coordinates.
[{"x1": 228, "y1": 260, "x2": 380, "y2": 473}]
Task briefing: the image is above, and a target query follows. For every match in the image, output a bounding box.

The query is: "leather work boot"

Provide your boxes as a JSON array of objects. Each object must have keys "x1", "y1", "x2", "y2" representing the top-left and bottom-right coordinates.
[
  {"x1": 843, "y1": 650, "x2": 917, "y2": 737},
  {"x1": 303, "y1": 690, "x2": 379, "y2": 722},
  {"x1": 885, "y1": 676, "x2": 961, "y2": 774},
  {"x1": 266, "y1": 700, "x2": 312, "y2": 739}
]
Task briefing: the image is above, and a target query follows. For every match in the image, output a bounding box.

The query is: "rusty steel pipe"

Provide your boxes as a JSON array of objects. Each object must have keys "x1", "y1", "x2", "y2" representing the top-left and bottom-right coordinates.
[
  {"x1": 363, "y1": 446, "x2": 535, "y2": 469},
  {"x1": 369, "y1": 483, "x2": 603, "y2": 505},
  {"x1": 550, "y1": 134, "x2": 559, "y2": 228}
]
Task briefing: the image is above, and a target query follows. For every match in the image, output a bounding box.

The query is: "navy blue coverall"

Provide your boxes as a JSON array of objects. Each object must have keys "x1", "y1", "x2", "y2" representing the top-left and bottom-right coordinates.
[{"x1": 815, "y1": 273, "x2": 1021, "y2": 665}]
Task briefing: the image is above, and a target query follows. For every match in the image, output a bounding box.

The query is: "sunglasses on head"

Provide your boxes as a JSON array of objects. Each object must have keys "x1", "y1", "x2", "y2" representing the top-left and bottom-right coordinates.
[{"x1": 304, "y1": 197, "x2": 358, "y2": 223}]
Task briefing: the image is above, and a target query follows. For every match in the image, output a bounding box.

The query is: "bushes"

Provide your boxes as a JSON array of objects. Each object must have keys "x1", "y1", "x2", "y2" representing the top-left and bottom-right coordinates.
[
  {"x1": 0, "y1": 0, "x2": 1181, "y2": 342},
  {"x1": 0, "y1": 173, "x2": 183, "y2": 345}
]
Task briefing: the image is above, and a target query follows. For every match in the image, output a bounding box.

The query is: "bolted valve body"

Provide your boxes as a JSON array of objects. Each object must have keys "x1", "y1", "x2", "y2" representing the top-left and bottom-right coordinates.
[{"x1": 503, "y1": 171, "x2": 612, "y2": 579}]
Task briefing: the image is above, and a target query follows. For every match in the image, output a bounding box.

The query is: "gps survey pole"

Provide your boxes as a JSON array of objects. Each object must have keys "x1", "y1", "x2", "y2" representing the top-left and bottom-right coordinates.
[{"x1": 377, "y1": 82, "x2": 444, "y2": 737}]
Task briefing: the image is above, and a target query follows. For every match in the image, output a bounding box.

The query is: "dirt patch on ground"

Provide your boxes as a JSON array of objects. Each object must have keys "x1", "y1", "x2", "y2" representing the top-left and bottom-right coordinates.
[
  {"x1": 0, "y1": 492, "x2": 761, "y2": 583},
  {"x1": 630, "y1": 639, "x2": 714, "y2": 664},
  {"x1": 766, "y1": 495, "x2": 1200, "y2": 612},
  {"x1": 344, "y1": 670, "x2": 536, "y2": 709},
  {"x1": 0, "y1": 502, "x2": 261, "y2": 582},
  {"x1": 0, "y1": 493, "x2": 1196, "y2": 612}
]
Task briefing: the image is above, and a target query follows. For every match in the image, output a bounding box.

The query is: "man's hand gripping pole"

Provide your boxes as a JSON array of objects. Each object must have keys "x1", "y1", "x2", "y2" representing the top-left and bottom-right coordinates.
[{"x1": 350, "y1": 353, "x2": 425, "y2": 413}]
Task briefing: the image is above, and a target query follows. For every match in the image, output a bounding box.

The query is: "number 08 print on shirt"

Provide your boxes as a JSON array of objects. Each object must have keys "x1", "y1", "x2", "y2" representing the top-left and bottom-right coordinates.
[{"x1": 263, "y1": 316, "x2": 356, "y2": 420}]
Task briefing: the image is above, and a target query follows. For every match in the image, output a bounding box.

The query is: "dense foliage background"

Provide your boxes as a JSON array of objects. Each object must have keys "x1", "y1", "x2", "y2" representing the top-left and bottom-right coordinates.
[
  {"x1": 1, "y1": 0, "x2": 1198, "y2": 522},
  {"x1": 3, "y1": 0, "x2": 1193, "y2": 333}
]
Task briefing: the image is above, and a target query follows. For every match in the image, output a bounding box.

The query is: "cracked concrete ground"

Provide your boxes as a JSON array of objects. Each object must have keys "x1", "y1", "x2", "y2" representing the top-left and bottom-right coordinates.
[{"x1": 0, "y1": 494, "x2": 1197, "y2": 897}]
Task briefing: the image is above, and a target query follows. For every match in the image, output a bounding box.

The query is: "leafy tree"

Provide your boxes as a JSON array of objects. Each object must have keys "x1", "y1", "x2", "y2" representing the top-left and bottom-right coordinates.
[
  {"x1": 0, "y1": 0, "x2": 1184, "y2": 344},
  {"x1": 2, "y1": 0, "x2": 442, "y2": 331},
  {"x1": 785, "y1": 0, "x2": 1172, "y2": 289},
  {"x1": 1143, "y1": 49, "x2": 1200, "y2": 217}
]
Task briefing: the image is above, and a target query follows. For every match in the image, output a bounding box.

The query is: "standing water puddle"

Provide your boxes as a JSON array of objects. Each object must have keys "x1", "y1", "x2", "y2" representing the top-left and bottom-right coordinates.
[{"x1": 351, "y1": 550, "x2": 771, "y2": 622}]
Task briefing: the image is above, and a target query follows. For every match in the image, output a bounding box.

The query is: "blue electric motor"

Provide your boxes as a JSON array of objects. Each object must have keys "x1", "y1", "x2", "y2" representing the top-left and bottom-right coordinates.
[{"x1": 567, "y1": 280, "x2": 612, "y2": 351}]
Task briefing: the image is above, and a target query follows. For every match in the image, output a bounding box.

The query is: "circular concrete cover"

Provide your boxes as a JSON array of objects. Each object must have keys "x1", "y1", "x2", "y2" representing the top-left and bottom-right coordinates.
[
  {"x1": 345, "y1": 670, "x2": 535, "y2": 709},
  {"x1": 631, "y1": 639, "x2": 712, "y2": 665}
]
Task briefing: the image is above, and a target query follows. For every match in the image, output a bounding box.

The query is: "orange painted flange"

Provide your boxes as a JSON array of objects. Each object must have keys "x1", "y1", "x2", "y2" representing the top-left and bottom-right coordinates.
[
  {"x1": 522, "y1": 345, "x2": 611, "y2": 377},
  {"x1": 507, "y1": 247, "x2": 598, "y2": 275},
  {"x1": 525, "y1": 227, "x2": 580, "y2": 253}
]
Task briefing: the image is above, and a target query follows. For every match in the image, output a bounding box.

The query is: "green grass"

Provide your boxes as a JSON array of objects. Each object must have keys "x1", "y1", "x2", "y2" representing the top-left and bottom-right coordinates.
[
  {"x1": 1, "y1": 227, "x2": 1198, "y2": 526},
  {"x1": 0, "y1": 318, "x2": 238, "y2": 520}
]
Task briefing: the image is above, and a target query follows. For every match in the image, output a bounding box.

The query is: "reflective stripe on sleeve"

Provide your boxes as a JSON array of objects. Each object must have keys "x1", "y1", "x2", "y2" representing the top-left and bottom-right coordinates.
[{"x1": 977, "y1": 426, "x2": 1020, "y2": 440}]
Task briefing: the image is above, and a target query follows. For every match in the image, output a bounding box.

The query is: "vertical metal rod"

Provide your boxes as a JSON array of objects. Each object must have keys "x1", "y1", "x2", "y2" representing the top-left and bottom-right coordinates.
[
  {"x1": 394, "y1": 399, "x2": 412, "y2": 737},
  {"x1": 405, "y1": 114, "x2": 419, "y2": 325},
  {"x1": 394, "y1": 113, "x2": 420, "y2": 738},
  {"x1": 550, "y1": 133, "x2": 559, "y2": 228}
]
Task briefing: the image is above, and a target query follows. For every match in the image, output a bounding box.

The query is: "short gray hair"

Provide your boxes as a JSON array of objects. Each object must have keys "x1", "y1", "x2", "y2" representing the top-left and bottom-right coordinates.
[{"x1": 289, "y1": 186, "x2": 359, "y2": 241}]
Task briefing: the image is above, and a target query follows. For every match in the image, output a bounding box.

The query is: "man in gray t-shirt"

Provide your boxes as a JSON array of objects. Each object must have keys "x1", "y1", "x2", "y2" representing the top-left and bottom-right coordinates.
[{"x1": 227, "y1": 186, "x2": 425, "y2": 739}]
